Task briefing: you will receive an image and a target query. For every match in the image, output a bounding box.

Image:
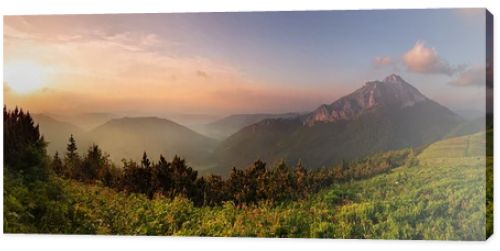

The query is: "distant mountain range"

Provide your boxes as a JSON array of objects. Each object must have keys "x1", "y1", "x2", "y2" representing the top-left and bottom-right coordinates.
[
  {"x1": 201, "y1": 113, "x2": 302, "y2": 140},
  {"x1": 32, "y1": 74, "x2": 487, "y2": 174},
  {"x1": 46, "y1": 112, "x2": 118, "y2": 131},
  {"x1": 88, "y1": 117, "x2": 217, "y2": 165},
  {"x1": 32, "y1": 114, "x2": 85, "y2": 155},
  {"x1": 212, "y1": 74, "x2": 464, "y2": 173},
  {"x1": 33, "y1": 115, "x2": 217, "y2": 166}
]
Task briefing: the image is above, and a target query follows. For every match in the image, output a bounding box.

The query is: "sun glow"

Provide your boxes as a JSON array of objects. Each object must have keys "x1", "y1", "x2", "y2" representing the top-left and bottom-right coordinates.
[{"x1": 4, "y1": 60, "x2": 49, "y2": 94}]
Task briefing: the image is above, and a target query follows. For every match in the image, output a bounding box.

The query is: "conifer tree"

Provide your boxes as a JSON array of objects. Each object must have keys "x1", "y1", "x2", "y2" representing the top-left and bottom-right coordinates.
[
  {"x1": 66, "y1": 135, "x2": 78, "y2": 160},
  {"x1": 156, "y1": 154, "x2": 172, "y2": 194},
  {"x1": 51, "y1": 152, "x2": 64, "y2": 176},
  {"x1": 141, "y1": 152, "x2": 151, "y2": 169},
  {"x1": 64, "y1": 134, "x2": 80, "y2": 178},
  {"x1": 3, "y1": 106, "x2": 47, "y2": 180},
  {"x1": 80, "y1": 144, "x2": 106, "y2": 182},
  {"x1": 295, "y1": 160, "x2": 309, "y2": 197}
]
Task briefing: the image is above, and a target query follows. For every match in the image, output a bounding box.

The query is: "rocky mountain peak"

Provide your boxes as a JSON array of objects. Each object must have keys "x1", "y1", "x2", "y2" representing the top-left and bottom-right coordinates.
[
  {"x1": 304, "y1": 74, "x2": 428, "y2": 126},
  {"x1": 383, "y1": 74, "x2": 406, "y2": 84}
]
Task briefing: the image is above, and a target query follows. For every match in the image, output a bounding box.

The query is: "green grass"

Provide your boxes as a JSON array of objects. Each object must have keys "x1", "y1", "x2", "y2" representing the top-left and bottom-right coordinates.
[
  {"x1": 327, "y1": 131, "x2": 489, "y2": 240},
  {"x1": 4, "y1": 131, "x2": 492, "y2": 240}
]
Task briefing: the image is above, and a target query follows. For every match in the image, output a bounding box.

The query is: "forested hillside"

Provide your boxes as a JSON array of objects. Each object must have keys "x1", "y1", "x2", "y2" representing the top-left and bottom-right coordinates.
[{"x1": 4, "y1": 106, "x2": 492, "y2": 239}]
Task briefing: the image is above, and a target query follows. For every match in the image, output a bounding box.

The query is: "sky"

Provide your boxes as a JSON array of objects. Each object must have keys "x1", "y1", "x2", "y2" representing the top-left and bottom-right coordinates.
[{"x1": 3, "y1": 9, "x2": 489, "y2": 117}]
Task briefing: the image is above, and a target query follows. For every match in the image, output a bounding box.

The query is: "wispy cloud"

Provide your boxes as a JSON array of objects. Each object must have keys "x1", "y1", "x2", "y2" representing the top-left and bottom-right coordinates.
[
  {"x1": 372, "y1": 56, "x2": 392, "y2": 67},
  {"x1": 3, "y1": 16, "x2": 339, "y2": 115},
  {"x1": 448, "y1": 66, "x2": 486, "y2": 87}
]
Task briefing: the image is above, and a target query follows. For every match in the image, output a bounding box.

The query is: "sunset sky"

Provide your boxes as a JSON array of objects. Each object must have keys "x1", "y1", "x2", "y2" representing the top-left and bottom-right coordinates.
[{"x1": 3, "y1": 9, "x2": 488, "y2": 117}]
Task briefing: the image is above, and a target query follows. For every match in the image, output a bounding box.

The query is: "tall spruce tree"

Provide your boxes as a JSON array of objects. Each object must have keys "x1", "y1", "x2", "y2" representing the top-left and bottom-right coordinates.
[
  {"x1": 141, "y1": 152, "x2": 151, "y2": 169},
  {"x1": 64, "y1": 134, "x2": 80, "y2": 178},
  {"x1": 66, "y1": 134, "x2": 78, "y2": 160},
  {"x1": 51, "y1": 152, "x2": 64, "y2": 176},
  {"x1": 3, "y1": 106, "x2": 47, "y2": 180},
  {"x1": 80, "y1": 144, "x2": 106, "y2": 182}
]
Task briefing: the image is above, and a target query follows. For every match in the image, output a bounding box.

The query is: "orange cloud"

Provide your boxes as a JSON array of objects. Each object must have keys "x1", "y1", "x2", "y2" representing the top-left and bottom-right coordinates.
[
  {"x1": 402, "y1": 41, "x2": 461, "y2": 76},
  {"x1": 448, "y1": 66, "x2": 486, "y2": 87},
  {"x1": 3, "y1": 17, "x2": 342, "y2": 115}
]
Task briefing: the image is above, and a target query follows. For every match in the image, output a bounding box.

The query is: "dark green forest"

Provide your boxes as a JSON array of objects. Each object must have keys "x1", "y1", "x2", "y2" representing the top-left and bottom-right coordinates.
[{"x1": 3, "y1": 106, "x2": 493, "y2": 239}]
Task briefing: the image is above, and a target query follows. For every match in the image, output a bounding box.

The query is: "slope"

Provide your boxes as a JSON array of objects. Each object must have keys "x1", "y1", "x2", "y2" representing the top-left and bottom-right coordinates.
[
  {"x1": 15, "y1": 131, "x2": 490, "y2": 240},
  {"x1": 214, "y1": 74, "x2": 462, "y2": 173},
  {"x1": 87, "y1": 117, "x2": 218, "y2": 166},
  {"x1": 32, "y1": 114, "x2": 85, "y2": 155},
  {"x1": 326, "y1": 130, "x2": 491, "y2": 239},
  {"x1": 201, "y1": 112, "x2": 301, "y2": 140}
]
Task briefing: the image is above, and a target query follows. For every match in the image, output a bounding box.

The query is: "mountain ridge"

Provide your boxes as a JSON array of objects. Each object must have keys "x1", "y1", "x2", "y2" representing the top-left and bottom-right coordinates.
[
  {"x1": 34, "y1": 114, "x2": 218, "y2": 166},
  {"x1": 87, "y1": 116, "x2": 218, "y2": 165},
  {"x1": 200, "y1": 112, "x2": 302, "y2": 140},
  {"x1": 32, "y1": 114, "x2": 85, "y2": 155},
  {"x1": 213, "y1": 74, "x2": 462, "y2": 173}
]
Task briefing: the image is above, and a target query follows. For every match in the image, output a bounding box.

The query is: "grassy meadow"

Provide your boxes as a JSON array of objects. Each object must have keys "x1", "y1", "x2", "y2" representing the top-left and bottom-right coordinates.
[{"x1": 5, "y1": 129, "x2": 491, "y2": 239}]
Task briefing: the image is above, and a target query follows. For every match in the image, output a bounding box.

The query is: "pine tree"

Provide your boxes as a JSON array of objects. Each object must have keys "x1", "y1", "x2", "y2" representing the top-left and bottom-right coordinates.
[
  {"x1": 141, "y1": 152, "x2": 151, "y2": 169},
  {"x1": 169, "y1": 155, "x2": 197, "y2": 197},
  {"x1": 157, "y1": 154, "x2": 172, "y2": 195},
  {"x1": 51, "y1": 152, "x2": 64, "y2": 176},
  {"x1": 3, "y1": 106, "x2": 47, "y2": 180},
  {"x1": 102, "y1": 164, "x2": 121, "y2": 188},
  {"x1": 66, "y1": 134, "x2": 78, "y2": 160},
  {"x1": 295, "y1": 159, "x2": 309, "y2": 197},
  {"x1": 80, "y1": 144, "x2": 106, "y2": 182},
  {"x1": 204, "y1": 174, "x2": 226, "y2": 206},
  {"x1": 228, "y1": 167, "x2": 245, "y2": 204},
  {"x1": 64, "y1": 134, "x2": 80, "y2": 178}
]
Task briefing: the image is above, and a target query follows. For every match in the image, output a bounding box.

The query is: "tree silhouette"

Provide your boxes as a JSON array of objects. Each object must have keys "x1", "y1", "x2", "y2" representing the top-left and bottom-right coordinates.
[
  {"x1": 64, "y1": 134, "x2": 80, "y2": 178},
  {"x1": 141, "y1": 152, "x2": 151, "y2": 169},
  {"x1": 80, "y1": 144, "x2": 108, "y2": 182},
  {"x1": 156, "y1": 155, "x2": 172, "y2": 195},
  {"x1": 3, "y1": 106, "x2": 47, "y2": 180},
  {"x1": 51, "y1": 152, "x2": 64, "y2": 176}
]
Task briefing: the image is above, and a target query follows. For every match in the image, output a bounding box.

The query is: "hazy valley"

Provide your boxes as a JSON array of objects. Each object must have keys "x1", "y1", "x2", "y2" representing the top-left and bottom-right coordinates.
[{"x1": 33, "y1": 74, "x2": 486, "y2": 175}]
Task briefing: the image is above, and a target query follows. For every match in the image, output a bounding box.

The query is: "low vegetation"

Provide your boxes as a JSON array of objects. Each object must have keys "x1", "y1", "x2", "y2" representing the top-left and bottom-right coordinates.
[{"x1": 3, "y1": 106, "x2": 492, "y2": 239}]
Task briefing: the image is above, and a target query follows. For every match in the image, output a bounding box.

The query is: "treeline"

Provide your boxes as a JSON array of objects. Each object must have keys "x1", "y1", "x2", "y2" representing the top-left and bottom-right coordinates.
[
  {"x1": 4, "y1": 107, "x2": 61, "y2": 233},
  {"x1": 51, "y1": 134, "x2": 415, "y2": 206},
  {"x1": 4, "y1": 106, "x2": 416, "y2": 208},
  {"x1": 6, "y1": 107, "x2": 486, "y2": 239},
  {"x1": 4, "y1": 107, "x2": 48, "y2": 181}
]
